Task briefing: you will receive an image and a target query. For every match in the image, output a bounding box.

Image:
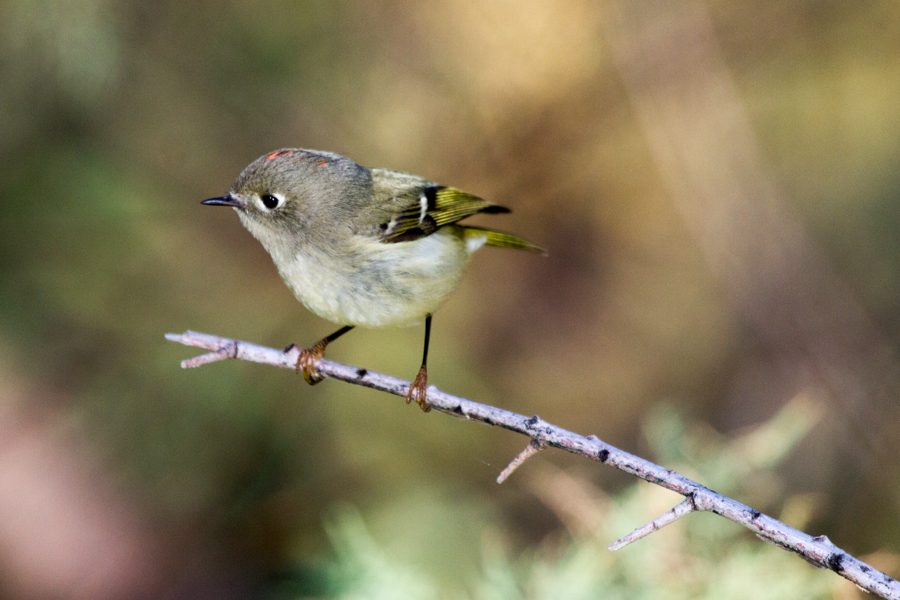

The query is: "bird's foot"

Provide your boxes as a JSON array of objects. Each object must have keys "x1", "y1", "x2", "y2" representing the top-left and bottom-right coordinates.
[
  {"x1": 406, "y1": 365, "x2": 431, "y2": 412},
  {"x1": 288, "y1": 341, "x2": 328, "y2": 385}
]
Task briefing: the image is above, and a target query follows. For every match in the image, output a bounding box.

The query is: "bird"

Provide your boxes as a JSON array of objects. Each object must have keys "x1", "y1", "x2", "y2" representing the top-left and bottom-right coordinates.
[{"x1": 202, "y1": 148, "x2": 544, "y2": 410}]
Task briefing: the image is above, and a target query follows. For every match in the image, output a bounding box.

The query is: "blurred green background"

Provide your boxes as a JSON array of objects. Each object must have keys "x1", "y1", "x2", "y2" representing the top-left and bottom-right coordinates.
[{"x1": 2, "y1": 1, "x2": 900, "y2": 598}]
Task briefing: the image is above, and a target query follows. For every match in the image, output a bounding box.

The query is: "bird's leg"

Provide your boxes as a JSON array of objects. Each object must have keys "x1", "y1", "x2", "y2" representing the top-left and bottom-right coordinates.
[
  {"x1": 406, "y1": 314, "x2": 432, "y2": 412},
  {"x1": 289, "y1": 325, "x2": 354, "y2": 385}
]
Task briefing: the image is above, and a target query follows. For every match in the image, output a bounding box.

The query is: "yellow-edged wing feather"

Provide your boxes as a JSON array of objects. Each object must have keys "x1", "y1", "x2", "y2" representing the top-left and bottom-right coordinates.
[
  {"x1": 380, "y1": 186, "x2": 506, "y2": 242},
  {"x1": 369, "y1": 169, "x2": 543, "y2": 253}
]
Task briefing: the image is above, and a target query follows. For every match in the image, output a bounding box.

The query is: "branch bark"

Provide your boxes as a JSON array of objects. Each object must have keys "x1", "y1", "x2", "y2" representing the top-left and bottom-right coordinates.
[{"x1": 167, "y1": 330, "x2": 900, "y2": 599}]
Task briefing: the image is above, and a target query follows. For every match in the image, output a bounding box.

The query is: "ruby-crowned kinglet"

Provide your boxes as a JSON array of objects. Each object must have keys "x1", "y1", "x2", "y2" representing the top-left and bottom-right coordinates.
[{"x1": 203, "y1": 148, "x2": 544, "y2": 411}]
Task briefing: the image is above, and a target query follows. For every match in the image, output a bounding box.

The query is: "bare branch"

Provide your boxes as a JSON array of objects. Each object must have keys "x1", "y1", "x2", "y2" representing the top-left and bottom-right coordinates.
[
  {"x1": 497, "y1": 439, "x2": 547, "y2": 484},
  {"x1": 609, "y1": 497, "x2": 696, "y2": 551},
  {"x1": 166, "y1": 330, "x2": 900, "y2": 599}
]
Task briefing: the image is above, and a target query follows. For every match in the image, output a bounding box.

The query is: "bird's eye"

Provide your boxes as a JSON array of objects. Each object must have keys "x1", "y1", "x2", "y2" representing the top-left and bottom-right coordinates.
[{"x1": 260, "y1": 194, "x2": 281, "y2": 210}]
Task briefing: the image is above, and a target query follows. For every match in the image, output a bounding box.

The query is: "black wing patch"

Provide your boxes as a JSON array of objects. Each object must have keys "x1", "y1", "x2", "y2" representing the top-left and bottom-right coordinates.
[{"x1": 381, "y1": 186, "x2": 509, "y2": 244}]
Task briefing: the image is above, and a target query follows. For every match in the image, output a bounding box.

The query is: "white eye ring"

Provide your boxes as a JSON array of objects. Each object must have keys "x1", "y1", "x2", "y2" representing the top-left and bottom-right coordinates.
[{"x1": 259, "y1": 193, "x2": 284, "y2": 210}]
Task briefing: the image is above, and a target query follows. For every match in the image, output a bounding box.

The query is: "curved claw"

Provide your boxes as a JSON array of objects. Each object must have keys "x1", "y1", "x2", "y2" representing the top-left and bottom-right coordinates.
[
  {"x1": 292, "y1": 341, "x2": 327, "y2": 385},
  {"x1": 406, "y1": 365, "x2": 431, "y2": 412}
]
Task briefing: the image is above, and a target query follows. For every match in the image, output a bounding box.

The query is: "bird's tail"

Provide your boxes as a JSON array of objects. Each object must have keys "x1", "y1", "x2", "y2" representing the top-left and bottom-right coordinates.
[{"x1": 461, "y1": 226, "x2": 547, "y2": 255}]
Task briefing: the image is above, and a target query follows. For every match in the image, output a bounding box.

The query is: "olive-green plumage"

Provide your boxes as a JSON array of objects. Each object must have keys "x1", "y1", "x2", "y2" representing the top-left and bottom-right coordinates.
[{"x1": 202, "y1": 148, "x2": 543, "y2": 409}]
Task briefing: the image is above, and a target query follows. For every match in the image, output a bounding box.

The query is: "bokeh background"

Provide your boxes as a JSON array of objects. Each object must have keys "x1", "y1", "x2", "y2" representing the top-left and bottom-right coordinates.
[{"x1": 2, "y1": 1, "x2": 900, "y2": 598}]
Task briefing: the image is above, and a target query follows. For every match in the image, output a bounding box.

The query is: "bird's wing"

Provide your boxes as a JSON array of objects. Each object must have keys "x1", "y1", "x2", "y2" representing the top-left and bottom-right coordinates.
[{"x1": 368, "y1": 168, "x2": 509, "y2": 243}]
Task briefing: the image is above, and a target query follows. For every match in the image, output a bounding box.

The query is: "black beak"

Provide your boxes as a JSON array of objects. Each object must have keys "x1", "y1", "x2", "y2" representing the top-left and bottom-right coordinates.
[{"x1": 201, "y1": 196, "x2": 242, "y2": 207}]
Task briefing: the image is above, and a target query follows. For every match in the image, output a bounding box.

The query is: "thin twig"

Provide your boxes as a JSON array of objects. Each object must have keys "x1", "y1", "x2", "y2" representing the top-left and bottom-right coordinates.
[
  {"x1": 166, "y1": 330, "x2": 900, "y2": 600},
  {"x1": 497, "y1": 439, "x2": 547, "y2": 484},
  {"x1": 608, "y1": 497, "x2": 695, "y2": 550}
]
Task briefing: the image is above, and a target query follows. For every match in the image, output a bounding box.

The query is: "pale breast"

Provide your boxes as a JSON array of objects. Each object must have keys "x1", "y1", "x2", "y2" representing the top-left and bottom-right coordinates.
[{"x1": 276, "y1": 228, "x2": 472, "y2": 328}]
